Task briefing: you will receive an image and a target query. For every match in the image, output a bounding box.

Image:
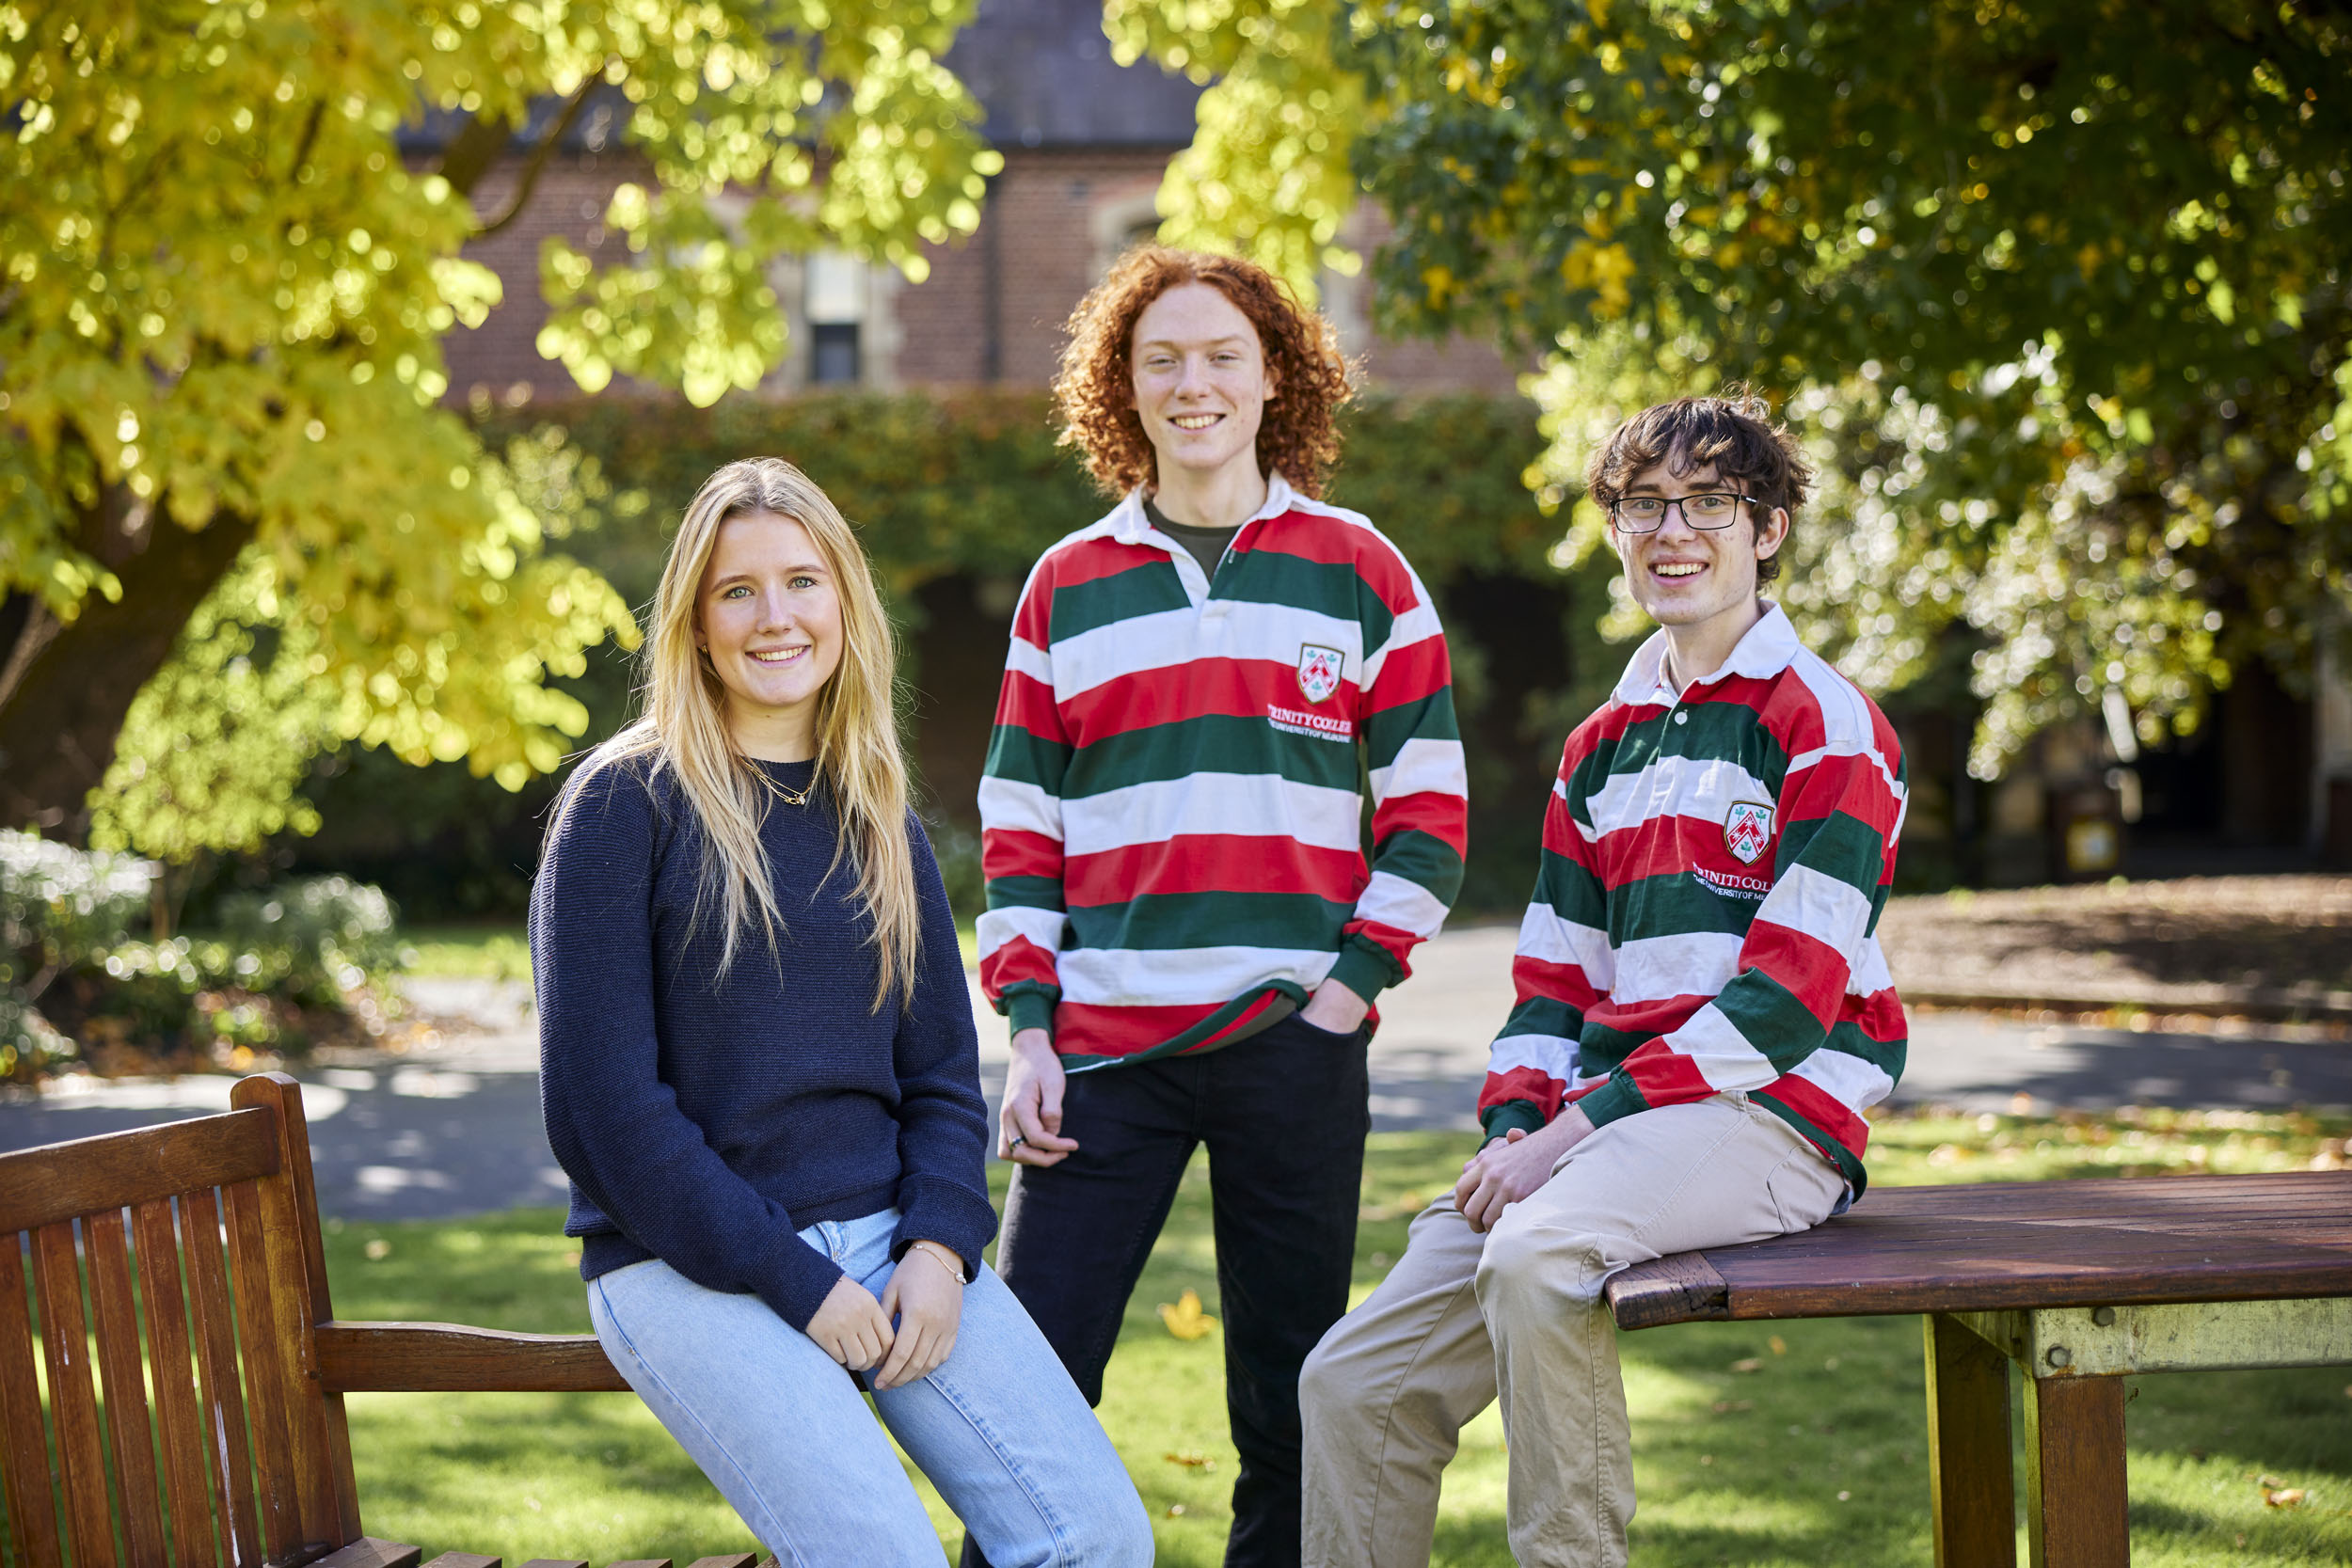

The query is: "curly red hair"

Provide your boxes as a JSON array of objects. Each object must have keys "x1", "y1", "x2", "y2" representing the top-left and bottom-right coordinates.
[{"x1": 1052, "y1": 245, "x2": 1353, "y2": 499}]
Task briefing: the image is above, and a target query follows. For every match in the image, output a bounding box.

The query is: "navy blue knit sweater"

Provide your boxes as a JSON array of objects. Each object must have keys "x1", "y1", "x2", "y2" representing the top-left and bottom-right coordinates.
[{"x1": 531, "y1": 752, "x2": 996, "y2": 1332}]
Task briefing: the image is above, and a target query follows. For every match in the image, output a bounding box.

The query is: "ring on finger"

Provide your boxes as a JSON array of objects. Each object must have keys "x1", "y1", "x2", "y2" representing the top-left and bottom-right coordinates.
[{"x1": 1009, "y1": 1133, "x2": 1029, "y2": 1150}]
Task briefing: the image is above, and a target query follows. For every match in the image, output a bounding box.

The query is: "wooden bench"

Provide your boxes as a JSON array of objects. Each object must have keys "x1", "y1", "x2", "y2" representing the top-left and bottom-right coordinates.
[
  {"x1": 1605, "y1": 1171, "x2": 2352, "y2": 1568},
  {"x1": 0, "y1": 1071, "x2": 762, "y2": 1568}
]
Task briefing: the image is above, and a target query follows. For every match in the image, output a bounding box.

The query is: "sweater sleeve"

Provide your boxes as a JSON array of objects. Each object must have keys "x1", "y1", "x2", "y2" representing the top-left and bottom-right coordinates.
[
  {"x1": 1476, "y1": 737, "x2": 1612, "y2": 1140},
  {"x1": 888, "y1": 813, "x2": 1001, "y2": 1275},
  {"x1": 1569, "y1": 721, "x2": 1908, "y2": 1132},
  {"x1": 532, "y1": 762, "x2": 846, "y2": 1332},
  {"x1": 1329, "y1": 548, "x2": 1469, "y2": 1005},
  {"x1": 976, "y1": 562, "x2": 1071, "y2": 1038}
]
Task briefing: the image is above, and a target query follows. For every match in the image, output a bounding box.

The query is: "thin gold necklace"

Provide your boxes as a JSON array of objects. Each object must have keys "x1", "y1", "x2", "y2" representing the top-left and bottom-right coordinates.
[{"x1": 756, "y1": 764, "x2": 814, "y2": 808}]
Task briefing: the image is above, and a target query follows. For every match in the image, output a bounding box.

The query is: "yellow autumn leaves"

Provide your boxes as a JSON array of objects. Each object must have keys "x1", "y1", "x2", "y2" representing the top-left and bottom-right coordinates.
[{"x1": 1158, "y1": 1287, "x2": 1219, "y2": 1340}]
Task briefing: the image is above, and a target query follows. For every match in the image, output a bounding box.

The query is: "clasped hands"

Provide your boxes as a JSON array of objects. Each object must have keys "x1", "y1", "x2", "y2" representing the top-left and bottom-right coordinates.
[
  {"x1": 804, "y1": 1238, "x2": 965, "y2": 1389},
  {"x1": 1452, "y1": 1106, "x2": 1596, "y2": 1232}
]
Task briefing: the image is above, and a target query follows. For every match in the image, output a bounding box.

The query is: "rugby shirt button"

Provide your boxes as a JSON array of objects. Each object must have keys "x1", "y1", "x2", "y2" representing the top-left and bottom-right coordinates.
[{"x1": 1673, "y1": 710, "x2": 1688, "y2": 725}]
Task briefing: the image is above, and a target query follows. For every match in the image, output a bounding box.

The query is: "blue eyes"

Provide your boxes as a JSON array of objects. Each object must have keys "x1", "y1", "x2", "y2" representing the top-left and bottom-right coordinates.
[{"x1": 719, "y1": 577, "x2": 818, "y2": 599}]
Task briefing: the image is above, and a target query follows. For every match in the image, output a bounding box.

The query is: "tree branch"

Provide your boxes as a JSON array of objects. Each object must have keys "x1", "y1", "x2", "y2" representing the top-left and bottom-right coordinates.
[
  {"x1": 288, "y1": 100, "x2": 326, "y2": 183},
  {"x1": 473, "y1": 73, "x2": 607, "y2": 239},
  {"x1": 436, "y1": 111, "x2": 516, "y2": 199}
]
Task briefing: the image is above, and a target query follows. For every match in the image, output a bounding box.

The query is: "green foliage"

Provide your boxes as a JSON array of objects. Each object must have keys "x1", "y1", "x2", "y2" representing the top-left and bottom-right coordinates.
[
  {"x1": 8, "y1": 0, "x2": 1008, "y2": 843},
  {"x1": 0, "y1": 828, "x2": 403, "y2": 1077},
  {"x1": 1152, "y1": 0, "x2": 2352, "y2": 772},
  {"x1": 214, "y1": 875, "x2": 401, "y2": 1008},
  {"x1": 1103, "y1": 0, "x2": 1364, "y2": 295},
  {"x1": 87, "y1": 428, "x2": 647, "y2": 863},
  {"x1": 87, "y1": 554, "x2": 335, "y2": 862},
  {"x1": 0, "y1": 823, "x2": 152, "y2": 966}
]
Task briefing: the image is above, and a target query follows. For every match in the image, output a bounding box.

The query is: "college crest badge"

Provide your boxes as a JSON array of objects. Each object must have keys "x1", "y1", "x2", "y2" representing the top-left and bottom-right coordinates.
[
  {"x1": 1296, "y1": 644, "x2": 1343, "y2": 705},
  {"x1": 1724, "y1": 801, "x2": 1775, "y2": 865}
]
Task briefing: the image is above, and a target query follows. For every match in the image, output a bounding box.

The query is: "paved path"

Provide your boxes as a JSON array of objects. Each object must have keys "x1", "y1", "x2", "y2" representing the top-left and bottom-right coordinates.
[{"x1": 4, "y1": 928, "x2": 2345, "y2": 1221}]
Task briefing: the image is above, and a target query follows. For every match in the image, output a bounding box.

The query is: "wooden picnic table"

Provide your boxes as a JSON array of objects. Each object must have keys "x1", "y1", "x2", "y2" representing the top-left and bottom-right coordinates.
[{"x1": 1605, "y1": 1171, "x2": 2352, "y2": 1568}]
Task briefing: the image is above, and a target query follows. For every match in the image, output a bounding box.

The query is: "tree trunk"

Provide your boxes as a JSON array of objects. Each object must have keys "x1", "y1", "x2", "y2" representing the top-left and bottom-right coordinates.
[{"x1": 0, "y1": 504, "x2": 257, "y2": 835}]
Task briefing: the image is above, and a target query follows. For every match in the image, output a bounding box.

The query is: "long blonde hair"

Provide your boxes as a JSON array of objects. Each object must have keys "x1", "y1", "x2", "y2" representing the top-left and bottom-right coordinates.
[{"x1": 557, "y1": 458, "x2": 920, "y2": 1008}]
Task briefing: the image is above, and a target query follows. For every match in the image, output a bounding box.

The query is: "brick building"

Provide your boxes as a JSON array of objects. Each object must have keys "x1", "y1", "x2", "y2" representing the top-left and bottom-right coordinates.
[{"x1": 435, "y1": 0, "x2": 1523, "y2": 406}]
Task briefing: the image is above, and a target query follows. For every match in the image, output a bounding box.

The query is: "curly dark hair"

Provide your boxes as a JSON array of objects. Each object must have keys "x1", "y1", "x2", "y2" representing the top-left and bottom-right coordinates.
[
  {"x1": 1052, "y1": 245, "x2": 1353, "y2": 499},
  {"x1": 1585, "y1": 391, "x2": 1813, "y2": 584}
]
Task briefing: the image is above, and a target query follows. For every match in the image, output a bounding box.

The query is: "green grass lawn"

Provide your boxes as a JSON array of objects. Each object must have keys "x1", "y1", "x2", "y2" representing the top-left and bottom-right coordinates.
[
  {"x1": 399, "y1": 924, "x2": 535, "y2": 982},
  {"x1": 326, "y1": 1107, "x2": 2352, "y2": 1566}
]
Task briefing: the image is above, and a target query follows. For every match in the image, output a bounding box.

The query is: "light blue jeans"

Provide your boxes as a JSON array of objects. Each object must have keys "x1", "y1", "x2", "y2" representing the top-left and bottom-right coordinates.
[{"x1": 587, "y1": 1209, "x2": 1152, "y2": 1568}]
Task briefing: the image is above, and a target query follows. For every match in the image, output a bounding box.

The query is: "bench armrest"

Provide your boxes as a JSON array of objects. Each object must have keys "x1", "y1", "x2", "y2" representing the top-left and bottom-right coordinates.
[{"x1": 315, "y1": 1322, "x2": 630, "y2": 1392}]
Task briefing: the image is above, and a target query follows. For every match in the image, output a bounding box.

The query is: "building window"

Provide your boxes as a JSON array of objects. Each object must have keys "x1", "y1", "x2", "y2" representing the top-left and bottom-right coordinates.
[
  {"x1": 811, "y1": 322, "x2": 861, "y2": 385},
  {"x1": 805, "y1": 251, "x2": 866, "y2": 386}
]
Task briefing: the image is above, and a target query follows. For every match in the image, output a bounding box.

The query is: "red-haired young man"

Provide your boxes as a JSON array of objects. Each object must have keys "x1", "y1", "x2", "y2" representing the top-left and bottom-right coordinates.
[
  {"x1": 975, "y1": 247, "x2": 1468, "y2": 1566},
  {"x1": 1301, "y1": 395, "x2": 1909, "y2": 1568}
]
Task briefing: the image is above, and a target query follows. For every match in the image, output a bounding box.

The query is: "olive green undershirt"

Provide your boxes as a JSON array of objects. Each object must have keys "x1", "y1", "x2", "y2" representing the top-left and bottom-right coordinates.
[{"x1": 1144, "y1": 496, "x2": 1240, "y2": 584}]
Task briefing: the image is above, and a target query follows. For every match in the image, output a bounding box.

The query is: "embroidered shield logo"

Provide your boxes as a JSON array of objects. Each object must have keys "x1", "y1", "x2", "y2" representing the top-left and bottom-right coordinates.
[
  {"x1": 1724, "y1": 801, "x2": 1775, "y2": 865},
  {"x1": 1296, "y1": 644, "x2": 1343, "y2": 705}
]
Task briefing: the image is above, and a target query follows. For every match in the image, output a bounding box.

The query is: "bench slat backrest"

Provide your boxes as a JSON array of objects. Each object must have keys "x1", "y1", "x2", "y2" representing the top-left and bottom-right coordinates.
[{"x1": 0, "y1": 1073, "x2": 359, "y2": 1568}]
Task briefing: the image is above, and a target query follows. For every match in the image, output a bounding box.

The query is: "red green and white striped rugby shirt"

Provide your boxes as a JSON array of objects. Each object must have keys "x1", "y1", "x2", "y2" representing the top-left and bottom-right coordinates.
[
  {"x1": 1476, "y1": 605, "x2": 1909, "y2": 1193},
  {"x1": 978, "y1": 476, "x2": 1470, "y2": 1069}
]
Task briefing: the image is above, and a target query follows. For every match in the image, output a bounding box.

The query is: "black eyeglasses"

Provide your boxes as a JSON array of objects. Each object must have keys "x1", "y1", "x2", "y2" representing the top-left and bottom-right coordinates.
[{"x1": 1608, "y1": 493, "x2": 1757, "y2": 533}]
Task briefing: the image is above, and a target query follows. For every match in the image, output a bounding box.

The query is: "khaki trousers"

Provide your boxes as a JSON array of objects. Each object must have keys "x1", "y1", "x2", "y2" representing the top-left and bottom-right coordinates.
[{"x1": 1299, "y1": 1093, "x2": 1847, "y2": 1568}]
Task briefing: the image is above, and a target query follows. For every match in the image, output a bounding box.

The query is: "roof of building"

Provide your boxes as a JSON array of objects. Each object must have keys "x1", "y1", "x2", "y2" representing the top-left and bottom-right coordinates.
[
  {"x1": 397, "y1": 0, "x2": 1200, "y2": 156},
  {"x1": 946, "y1": 0, "x2": 1201, "y2": 149}
]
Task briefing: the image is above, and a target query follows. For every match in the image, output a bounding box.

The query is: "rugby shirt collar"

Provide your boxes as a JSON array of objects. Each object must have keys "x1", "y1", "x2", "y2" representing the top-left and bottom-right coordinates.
[
  {"x1": 1108, "y1": 472, "x2": 1301, "y2": 546},
  {"x1": 1612, "y1": 601, "x2": 1799, "y2": 706}
]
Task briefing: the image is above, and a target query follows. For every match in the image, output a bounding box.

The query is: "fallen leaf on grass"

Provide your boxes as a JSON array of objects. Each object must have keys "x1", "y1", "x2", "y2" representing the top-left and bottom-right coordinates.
[
  {"x1": 1769, "y1": 1336, "x2": 1788, "y2": 1355},
  {"x1": 1711, "y1": 1400, "x2": 1754, "y2": 1414},
  {"x1": 1159, "y1": 1289, "x2": 1219, "y2": 1339},
  {"x1": 1730, "y1": 1358, "x2": 1764, "y2": 1373},
  {"x1": 1168, "y1": 1503, "x2": 1187, "y2": 1517},
  {"x1": 1164, "y1": 1450, "x2": 1214, "y2": 1469},
  {"x1": 2258, "y1": 1475, "x2": 2306, "y2": 1508}
]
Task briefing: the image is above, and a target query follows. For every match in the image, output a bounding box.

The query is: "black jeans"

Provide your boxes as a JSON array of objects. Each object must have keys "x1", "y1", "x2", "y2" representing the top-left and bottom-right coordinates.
[{"x1": 961, "y1": 1012, "x2": 1372, "y2": 1568}]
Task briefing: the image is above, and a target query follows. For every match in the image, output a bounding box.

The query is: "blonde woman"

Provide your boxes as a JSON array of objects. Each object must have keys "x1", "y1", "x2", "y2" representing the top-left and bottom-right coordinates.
[{"x1": 532, "y1": 459, "x2": 1151, "y2": 1568}]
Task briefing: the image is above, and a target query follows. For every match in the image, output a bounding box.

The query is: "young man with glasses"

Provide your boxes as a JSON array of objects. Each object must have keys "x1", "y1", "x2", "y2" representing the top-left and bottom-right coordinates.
[{"x1": 1299, "y1": 394, "x2": 1908, "y2": 1567}]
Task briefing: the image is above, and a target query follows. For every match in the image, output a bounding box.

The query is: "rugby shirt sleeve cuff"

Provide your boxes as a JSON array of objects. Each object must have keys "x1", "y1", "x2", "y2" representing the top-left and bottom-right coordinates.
[
  {"x1": 1569, "y1": 1074, "x2": 1644, "y2": 1132},
  {"x1": 1479, "y1": 1100, "x2": 1547, "y2": 1142},
  {"x1": 1327, "y1": 934, "x2": 1401, "y2": 1006},
  {"x1": 1003, "y1": 988, "x2": 1057, "y2": 1038}
]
